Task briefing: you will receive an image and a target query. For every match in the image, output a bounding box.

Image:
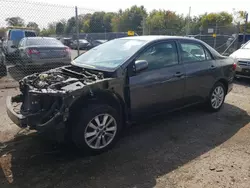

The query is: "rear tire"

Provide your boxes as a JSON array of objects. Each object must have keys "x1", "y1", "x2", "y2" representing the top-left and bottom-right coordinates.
[
  {"x1": 206, "y1": 82, "x2": 226, "y2": 112},
  {"x1": 72, "y1": 104, "x2": 122, "y2": 154}
]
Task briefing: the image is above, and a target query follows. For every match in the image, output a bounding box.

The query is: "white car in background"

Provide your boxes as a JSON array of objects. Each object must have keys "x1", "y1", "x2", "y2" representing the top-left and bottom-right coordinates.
[{"x1": 230, "y1": 40, "x2": 250, "y2": 78}]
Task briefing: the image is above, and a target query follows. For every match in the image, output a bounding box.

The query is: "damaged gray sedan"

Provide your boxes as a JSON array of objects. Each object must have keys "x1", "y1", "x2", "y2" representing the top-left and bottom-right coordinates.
[{"x1": 6, "y1": 36, "x2": 235, "y2": 153}]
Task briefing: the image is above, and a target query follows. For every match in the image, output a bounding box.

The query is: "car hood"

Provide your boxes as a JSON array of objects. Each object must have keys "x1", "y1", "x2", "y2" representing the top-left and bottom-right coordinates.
[
  {"x1": 230, "y1": 49, "x2": 250, "y2": 59},
  {"x1": 20, "y1": 65, "x2": 114, "y2": 95}
]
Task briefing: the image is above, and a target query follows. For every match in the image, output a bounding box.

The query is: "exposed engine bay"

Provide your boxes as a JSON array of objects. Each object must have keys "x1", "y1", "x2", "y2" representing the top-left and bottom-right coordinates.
[
  {"x1": 7, "y1": 65, "x2": 116, "y2": 134},
  {"x1": 20, "y1": 65, "x2": 109, "y2": 94}
]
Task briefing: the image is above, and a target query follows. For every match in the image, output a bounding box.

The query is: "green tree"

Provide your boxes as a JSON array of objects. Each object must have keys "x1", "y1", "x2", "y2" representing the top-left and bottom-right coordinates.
[
  {"x1": 56, "y1": 22, "x2": 65, "y2": 35},
  {"x1": 89, "y1": 12, "x2": 106, "y2": 33},
  {"x1": 146, "y1": 10, "x2": 185, "y2": 35},
  {"x1": 103, "y1": 12, "x2": 116, "y2": 32},
  {"x1": 79, "y1": 13, "x2": 92, "y2": 33},
  {"x1": 26, "y1": 22, "x2": 40, "y2": 32},
  {"x1": 5, "y1": 17, "x2": 25, "y2": 27},
  {"x1": 40, "y1": 28, "x2": 50, "y2": 36},
  {"x1": 111, "y1": 5, "x2": 147, "y2": 34},
  {"x1": 40, "y1": 22, "x2": 57, "y2": 36},
  {"x1": 65, "y1": 17, "x2": 76, "y2": 34},
  {"x1": 200, "y1": 12, "x2": 233, "y2": 27}
]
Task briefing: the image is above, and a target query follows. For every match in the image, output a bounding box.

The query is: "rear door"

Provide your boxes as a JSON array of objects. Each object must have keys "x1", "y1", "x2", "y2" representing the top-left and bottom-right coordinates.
[
  {"x1": 129, "y1": 40, "x2": 185, "y2": 118},
  {"x1": 178, "y1": 40, "x2": 217, "y2": 104}
]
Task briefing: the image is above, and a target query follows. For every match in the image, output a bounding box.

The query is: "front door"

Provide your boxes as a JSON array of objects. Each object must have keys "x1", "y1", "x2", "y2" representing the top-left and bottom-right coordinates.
[{"x1": 129, "y1": 40, "x2": 185, "y2": 119}]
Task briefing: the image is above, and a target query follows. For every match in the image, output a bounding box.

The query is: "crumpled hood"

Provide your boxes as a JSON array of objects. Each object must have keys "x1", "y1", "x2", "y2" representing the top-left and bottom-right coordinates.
[{"x1": 230, "y1": 49, "x2": 250, "y2": 59}]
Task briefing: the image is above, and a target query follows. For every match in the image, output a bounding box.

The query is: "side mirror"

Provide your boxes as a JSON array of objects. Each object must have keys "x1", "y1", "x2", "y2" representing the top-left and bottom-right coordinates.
[
  {"x1": 135, "y1": 60, "x2": 148, "y2": 72},
  {"x1": 11, "y1": 45, "x2": 17, "y2": 48}
]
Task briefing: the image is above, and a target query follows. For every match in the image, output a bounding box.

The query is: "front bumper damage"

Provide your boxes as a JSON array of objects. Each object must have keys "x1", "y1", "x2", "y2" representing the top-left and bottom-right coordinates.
[
  {"x1": 6, "y1": 93, "x2": 69, "y2": 141},
  {"x1": 6, "y1": 95, "x2": 67, "y2": 132},
  {"x1": 6, "y1": 65, "x2": 112, "y2": 141}
]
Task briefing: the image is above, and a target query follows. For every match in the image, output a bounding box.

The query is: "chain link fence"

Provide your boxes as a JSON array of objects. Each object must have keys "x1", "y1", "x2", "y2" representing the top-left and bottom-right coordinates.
[{"x1": 0, "y1": 0, "x2": 247, "y2": 84}]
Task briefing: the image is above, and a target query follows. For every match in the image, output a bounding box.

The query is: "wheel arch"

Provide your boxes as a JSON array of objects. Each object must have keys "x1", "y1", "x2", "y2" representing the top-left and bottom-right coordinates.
[
  {"x1": 67, "y1": 90, "x2": 127, "y2": 128},
  {"x1": 215, "y1": 78, "x2": 228, "y2": 94}
]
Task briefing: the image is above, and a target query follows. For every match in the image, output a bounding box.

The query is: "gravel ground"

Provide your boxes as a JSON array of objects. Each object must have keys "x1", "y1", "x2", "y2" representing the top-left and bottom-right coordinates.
[{"x1": 1, "y1": 80, "x2": 250, "y2": 188}]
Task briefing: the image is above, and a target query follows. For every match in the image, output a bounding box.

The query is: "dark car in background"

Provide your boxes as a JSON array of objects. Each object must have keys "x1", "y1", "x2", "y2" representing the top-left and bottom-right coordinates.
[
  {"x1": 71, "y1": 39, "x2": 91, "y2": 50},
  {"x1": 91, "y1": 40, "x2": 108, "y2": 48},
  {"x1": 13, "y1": 37, "x2": 71, "y2": 70},
  {"x1": 60, "y1": 37, "x2": 73, "y2": 48},
  {"x1": 6, "y1": 36, "x2": 235, "y2": 154}
]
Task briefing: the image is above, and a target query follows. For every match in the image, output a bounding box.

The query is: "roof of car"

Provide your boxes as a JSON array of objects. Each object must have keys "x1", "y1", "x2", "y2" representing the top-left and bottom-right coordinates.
[
  {"x1": 25, "y1": 37, "x2": 56, "y2": 40},
  {"x1": 119, "y1": 35, "x2": 199, "y2": 42}
]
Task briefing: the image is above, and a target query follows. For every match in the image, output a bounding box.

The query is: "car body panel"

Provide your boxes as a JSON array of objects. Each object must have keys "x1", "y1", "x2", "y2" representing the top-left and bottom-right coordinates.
[{"x1": 129, "y1": 64, "x2": 185, "y2": 119}]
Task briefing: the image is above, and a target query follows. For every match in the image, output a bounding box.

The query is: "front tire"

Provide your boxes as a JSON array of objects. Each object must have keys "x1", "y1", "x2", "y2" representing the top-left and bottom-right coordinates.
[
  {"x1": 72, "y1": 104, "x2": 122, "y2": 154},
  {"x1": 206, "y1": 82, "x2": 226, "y2": 112}
]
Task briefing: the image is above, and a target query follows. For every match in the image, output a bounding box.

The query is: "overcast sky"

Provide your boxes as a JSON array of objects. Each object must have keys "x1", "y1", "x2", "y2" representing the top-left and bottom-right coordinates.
[{"x1": 0, "y1": 0, "x2": 249, "y2": 28}]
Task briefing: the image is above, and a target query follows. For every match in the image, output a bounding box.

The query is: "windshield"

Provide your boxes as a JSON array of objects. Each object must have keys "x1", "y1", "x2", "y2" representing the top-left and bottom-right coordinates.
[
  {"x1": 73, "y1": 39, "x2": 148, "y2": 70},
  {"x1": 242, "y1": 41, "x2": 250, "y2": 49},
  {"x1": 27, "y1": 38, "x2": 63, "y2": 46}
]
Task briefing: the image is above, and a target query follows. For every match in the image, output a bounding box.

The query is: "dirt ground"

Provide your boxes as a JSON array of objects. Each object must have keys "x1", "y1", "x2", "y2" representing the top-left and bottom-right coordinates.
[{"x1": 1, "y1": 80, "x2": 250, "y2": 188}]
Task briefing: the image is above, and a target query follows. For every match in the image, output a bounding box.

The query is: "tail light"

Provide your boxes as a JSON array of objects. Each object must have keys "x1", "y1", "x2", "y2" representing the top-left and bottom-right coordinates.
[
  {"x1": 64, "y1": 47, "x2": 70, "y2": 53},
  {"x1": 232, "y1": 62, "x2": 237, "y2": 71},
  {"x1": 27, "y1": 49, "x2": 40, "y2": 55}
]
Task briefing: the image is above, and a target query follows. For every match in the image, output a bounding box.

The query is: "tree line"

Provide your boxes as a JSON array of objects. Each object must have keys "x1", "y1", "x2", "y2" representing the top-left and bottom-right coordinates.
[{"x1": 2, "y1": 5, "x2": 250, "y2": 36}]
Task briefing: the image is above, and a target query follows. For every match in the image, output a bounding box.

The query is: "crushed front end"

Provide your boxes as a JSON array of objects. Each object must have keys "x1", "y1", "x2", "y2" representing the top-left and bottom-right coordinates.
[{"x1": 6, "y1": 65, "x2": 110, "y2": 141}]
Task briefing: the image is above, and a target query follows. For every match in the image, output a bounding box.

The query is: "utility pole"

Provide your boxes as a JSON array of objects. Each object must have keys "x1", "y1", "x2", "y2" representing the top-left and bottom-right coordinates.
[
  {"x1": 75, "y1": 6, "x2": 80, "y2": 56},
  {"x1": 142, "y1": 17, "x2": 146, "y2": 35},
  {"x1": 243, "y1": 12, "x2": 248, "y2": 44},
  {"x1": 186, "y1": 6, "x2": 191, "y2": 36},
  {"x1": 213, "y1": 21, "x2": 218, "y2": 49}
]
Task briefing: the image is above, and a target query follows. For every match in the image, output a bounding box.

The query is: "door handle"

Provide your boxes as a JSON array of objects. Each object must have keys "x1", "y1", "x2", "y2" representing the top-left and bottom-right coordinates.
[
  {"x1": 174, "y1": 72, "x2": 184, "y2": 77},
  {"x1": 210, "y1": 65, "x2": 216, "y2": 70}
]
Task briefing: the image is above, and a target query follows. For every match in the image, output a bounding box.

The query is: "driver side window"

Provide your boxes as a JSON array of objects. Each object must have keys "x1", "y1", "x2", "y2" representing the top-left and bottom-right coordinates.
[{"x1": 136, "y1": 41, "x2": 178, "y2": 71}]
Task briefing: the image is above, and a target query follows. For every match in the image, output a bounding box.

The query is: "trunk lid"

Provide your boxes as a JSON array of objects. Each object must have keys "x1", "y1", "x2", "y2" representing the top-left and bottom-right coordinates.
[{"x1": 27, "y1": 46, "x2": 69, "y2": 59}]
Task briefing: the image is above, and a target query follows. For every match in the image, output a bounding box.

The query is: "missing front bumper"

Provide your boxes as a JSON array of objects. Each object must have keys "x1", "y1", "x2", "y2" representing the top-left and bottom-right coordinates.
[
  {"x1": 6, "y1": 95, "x2": 27, "y2": 127},
  {"x1": 6, "y1": 95, "x2": 67, "y2": 133}
]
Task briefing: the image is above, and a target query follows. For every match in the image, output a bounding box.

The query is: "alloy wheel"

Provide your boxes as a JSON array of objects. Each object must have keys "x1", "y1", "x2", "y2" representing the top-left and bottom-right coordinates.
[
  {"x1": 211, "y1": 86, "x2": 225, "y2": 109},
  {"x1": 84, "y1": 114, "x2": 117, "y2": 149}
]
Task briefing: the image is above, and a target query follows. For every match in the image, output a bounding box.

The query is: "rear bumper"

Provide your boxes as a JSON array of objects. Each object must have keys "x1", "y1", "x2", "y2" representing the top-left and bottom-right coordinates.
[
  {"x1": 6, "y1": 95, "x2": 67, "y2": 141},
  {"x1": 23, "y1": 57, "x2": 71, "y2": 66},
  {"x1": 21, "y1": 58, "x2": 71, "y2": 69}
]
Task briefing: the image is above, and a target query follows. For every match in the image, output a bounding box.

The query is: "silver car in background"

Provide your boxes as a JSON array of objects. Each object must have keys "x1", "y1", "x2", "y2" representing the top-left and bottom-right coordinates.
[
  {"x1": 229, "y1": 40, "x2": 250, "y2": 78},
  {"x1": 14, "y1": 37, "x2": 71, "y2": 69}
]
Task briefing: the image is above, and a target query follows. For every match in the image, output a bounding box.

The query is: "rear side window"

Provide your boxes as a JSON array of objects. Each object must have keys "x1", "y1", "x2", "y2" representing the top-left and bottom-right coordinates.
[
  {"x1": 180, "y1": 42, "x2": 206, "y2": 63},
  {"x1": 10, "y1": 30, "x2": 24, "y2": 41},
  {"x1": 25, "y1": 31, "x2": 36, "y2": 37}
]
